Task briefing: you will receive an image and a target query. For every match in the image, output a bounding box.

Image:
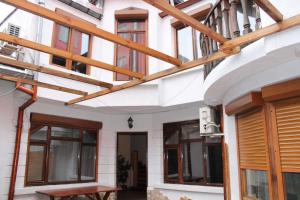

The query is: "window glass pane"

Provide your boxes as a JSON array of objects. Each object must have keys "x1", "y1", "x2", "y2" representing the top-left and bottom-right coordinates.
[
  {"x1": 53, "y1": 24, "x2": 69, "y2": 67},
  {"x1": 132, "y1": 21, "x2": 145, "y2": 31},
  {"x1": 30, "y1": 126, "x2": 48, "y2": 141},
  {"x1": 245, "y1": 170, "x2": 269, "y2": 200},
  {"x1": 27, "y1": 145, "x2": 45, "y2": 182},
  {"x1": 71, "y1": 30, "x2": 90, "y2": 74},
  {"x1": 52, "y1": 56, "x2": 67, "y2": 67},
  {"x1": 83, "y1": 130, "x2": 97, "y2": 144},
  {"x1": 81, "y1": 145, "x2": 96, "y2": 181},
  {"x1": 284, "y1": 173, "x2": 300, "y2": 200},
  {"x1": 182, "y1": 142, "x2": 204, "y2": 183},
  {"x1": 195, "y1": 31, "x2": 202, "y2": 59},
  {"x1": 131, "y1": 33, "x2": 146, "y2": 74},
  {"x1": 116, "y1": 33, "x2": 131, "y2": 81},
  {"x1": 117, "y1": 20, "x2": 145, "y2": 32},
  {"x1": 181, "y1": 123, "x2": 200, "y2": 140},
  {"x1": 177, "y1": 26, "x2": 193, "y2": 62},
  {"x1": 206, "y1": 143, "x2": 223, "y2": 184},
  {"x1": 58, "y1": 25, "x2": 69, "y2": 43},
  {"x1": 118, "y1": 21, "x2": 131, "y2": 32},
  {"x1": 165, "y1": 130, "x2": 179, "y2": 144},
  {"x1": 48, "y1": 140, "x2": 80, "y2": 182},
  {"x1": 167, "y1": 148, "x2": 179, "y2": 180},
  {"x1": 51, "y1": 127, "x2": 80, "y2": 138}
]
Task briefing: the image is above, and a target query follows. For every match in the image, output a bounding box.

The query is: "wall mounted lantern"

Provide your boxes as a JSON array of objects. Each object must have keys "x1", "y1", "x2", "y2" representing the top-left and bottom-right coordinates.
[{"x1": 128, "y1": 117, "x2": 133, "y2": 129}]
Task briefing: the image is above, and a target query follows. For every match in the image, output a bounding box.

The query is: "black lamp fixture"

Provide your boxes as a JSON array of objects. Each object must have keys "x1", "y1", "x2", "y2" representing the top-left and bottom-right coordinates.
[{"x1": 128, "y1": 116, "x2": 133, "y2": 129}]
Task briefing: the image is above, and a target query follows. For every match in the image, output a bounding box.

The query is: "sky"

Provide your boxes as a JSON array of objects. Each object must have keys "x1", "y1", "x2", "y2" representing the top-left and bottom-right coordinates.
[{"x1": 0, "y1": 2, "x2": 15, "y2": 24}]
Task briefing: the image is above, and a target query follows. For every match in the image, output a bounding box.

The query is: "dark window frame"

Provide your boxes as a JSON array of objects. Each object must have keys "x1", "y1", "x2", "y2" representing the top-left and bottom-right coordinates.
[
  {"x1": 163, "y1": 119, "x2": 224, "y2": 186},
  {"x1": 25, "y1": 113, "x2": 101, "y2": 186},
  {"x1": 114, "y1": 9, "x2": 148, "y2": 81},
  {"x1": 50, "y1": 8, "x2": 93, "y2": 75},
  {"x1": 174, "y1": 25, "x2": 201, "y2": 62}
]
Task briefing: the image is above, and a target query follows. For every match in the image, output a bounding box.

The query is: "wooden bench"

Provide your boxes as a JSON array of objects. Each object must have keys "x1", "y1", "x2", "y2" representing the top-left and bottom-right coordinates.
[{"x1": 36, "y1": 186, "x2": 121, "y2": 200}]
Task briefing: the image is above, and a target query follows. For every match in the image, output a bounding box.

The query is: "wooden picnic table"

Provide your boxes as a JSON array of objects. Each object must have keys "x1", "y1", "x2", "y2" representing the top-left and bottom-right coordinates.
[{"x1": 36, "y1": 185, "x2": 121, "y2": 200}]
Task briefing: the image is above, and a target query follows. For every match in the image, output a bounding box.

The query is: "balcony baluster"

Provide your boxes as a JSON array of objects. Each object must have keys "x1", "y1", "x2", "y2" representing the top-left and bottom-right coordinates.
[
  {"x1": 241, "y1": 0, "x2": 252, "y2": 34},
  {"x1": 200, "y1": 0, "x2": 262, "y2": 78},
  {"x1": 229, "y1": 0, "x2": 240, "y2": 38}
]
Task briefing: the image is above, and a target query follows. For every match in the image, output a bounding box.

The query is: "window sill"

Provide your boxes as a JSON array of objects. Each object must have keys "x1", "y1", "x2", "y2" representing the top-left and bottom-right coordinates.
[
  {"x1": 152, "y1": 183, "x2": 224, "y2": 194},
  {"x1": 15, "y1": 182, "x2": 100, "y2": 196}
]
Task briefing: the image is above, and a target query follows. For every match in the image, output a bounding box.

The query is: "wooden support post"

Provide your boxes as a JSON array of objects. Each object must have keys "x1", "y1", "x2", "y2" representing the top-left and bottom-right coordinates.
[
  {"x1": 0, "y1": 73, "x2": 87, "y2": 95},
  {"x1": 66, "y1": 47, "x2": 241, "y2": 105},
  {"x1": 0, "y1": 32, "x2": 143, "y2": 79},
  {"x1": 0, "y1": 0, "x2": 181, "y2": 66},
  {"x1": 142, "y1": 0, "x2": 227, "y2": 43},
  {"x1": 0, "y1": 56, "x2": 113, "y2": 88},
  {"x1": 254, "y1": 0, "x2": 283, "y2": 22}
]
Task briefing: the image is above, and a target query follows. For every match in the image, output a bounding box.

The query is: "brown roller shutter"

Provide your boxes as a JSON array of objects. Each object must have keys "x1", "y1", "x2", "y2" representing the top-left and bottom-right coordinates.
[
  {"x1": 274, "y1": 97, "x2": 300, "y2": 172},
  {"x1": 237, "y1": 108, "x2": 268, "y2": 170}
]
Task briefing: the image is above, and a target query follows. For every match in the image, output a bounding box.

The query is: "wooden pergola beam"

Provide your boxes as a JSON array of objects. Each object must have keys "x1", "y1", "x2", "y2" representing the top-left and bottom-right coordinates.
[
  {"x1": 66, "y1": 47, "x2": 241, "y2": 105},
  {"x1": 0, "y1": 73, "x2": 87, "y2": 95},
  {"x1": 254, "y1": 0, "x2": 283, "y2": 22},
  {"x1": 66, "y1": 13, "x2": 300, "y2": 105},
  {"x1": 0, "y1": 56, "x2": 113, "y2": 88},
  {"x1": 220, "y1": 14, "x2": 300, "y2": 51},
  {"x1": 0, "y1": 32, "x2": 143, "y2": 79},
  {"x1": 0, "y1": 0, "x2": 181, "y2": 66},
  {"x1": 142, "y1": 0, "x2": 227, "y2": 44}
]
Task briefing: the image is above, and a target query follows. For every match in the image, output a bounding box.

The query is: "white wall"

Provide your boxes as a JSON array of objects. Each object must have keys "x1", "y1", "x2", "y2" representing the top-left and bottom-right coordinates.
[{"x1": 0, "y1": 89, "x2": 223, "y2": 200}]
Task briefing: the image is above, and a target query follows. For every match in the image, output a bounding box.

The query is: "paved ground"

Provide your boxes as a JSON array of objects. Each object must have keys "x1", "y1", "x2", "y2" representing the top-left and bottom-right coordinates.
[{"x1": 117, "y1": 190, "x2": 147, "y2": 200}]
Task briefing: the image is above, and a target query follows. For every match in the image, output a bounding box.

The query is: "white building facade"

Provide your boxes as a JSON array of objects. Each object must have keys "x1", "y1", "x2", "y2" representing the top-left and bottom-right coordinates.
[{"x1": 0, "y1": 0, "x2": 299, "y2": 200}]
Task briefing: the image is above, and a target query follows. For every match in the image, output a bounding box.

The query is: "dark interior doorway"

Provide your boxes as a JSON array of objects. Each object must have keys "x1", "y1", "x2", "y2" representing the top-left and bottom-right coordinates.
[{"x1": 117, "y1": 132, "x2": 147, "y2": 200}]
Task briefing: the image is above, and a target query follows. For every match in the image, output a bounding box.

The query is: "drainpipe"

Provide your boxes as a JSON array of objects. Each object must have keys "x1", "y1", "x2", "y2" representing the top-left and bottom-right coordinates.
[{"x1": 8, "y1": 84, "x2": 37, "y2": 200}]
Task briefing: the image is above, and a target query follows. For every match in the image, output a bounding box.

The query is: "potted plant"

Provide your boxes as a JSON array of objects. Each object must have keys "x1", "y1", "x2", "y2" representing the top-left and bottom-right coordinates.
[{"x1": 117, "y1": 155, "x2": 131, "y2": 189}]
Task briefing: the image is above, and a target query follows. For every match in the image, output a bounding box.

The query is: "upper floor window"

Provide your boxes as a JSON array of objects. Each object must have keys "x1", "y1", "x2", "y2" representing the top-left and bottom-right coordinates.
[
  {"x1": 176, "y1": 26, "x2": 201, "y2": 62},
  {"x1": 172, "y1": 4, "x2": 212, "y2": 62},
  {"x1": 163, "y1": 120, "x2": 223, "y2": 186},
  {"x1": 115, "y1": 19, "x2": 147, "y2": 81},
  {"x1": 114, "y1": 7, "x2": 148, "y2": 81},
  {"x1": 51, "y1": 9, "x2": 92, "y2": 75},
  {"x1": 26, "y1": 113, "x2": 101, "y2": 186}
]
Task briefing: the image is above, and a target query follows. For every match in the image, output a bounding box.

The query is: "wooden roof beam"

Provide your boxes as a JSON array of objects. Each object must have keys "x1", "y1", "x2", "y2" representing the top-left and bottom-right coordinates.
[
  {"x1": 254, "y1": 0, "x2": 283, "y2": 22},
  {"x1": 220, "y1": 14, "x2": 300, "y2": 52},
  {"x1": 0, "y1": 0, "x2": 181, "y2": 66},
  {"x1": 65, "y1": 12, "x2": 300, "y2": 105},
  {"x1": 0, "y1": 73, "x2": 87, "y2": 95},
  {"x1": 0, "y1": 32, "x2": 143, "y2": 79},
  {"x1": 142, "y1": 0, "x2": 227, "y2": 44},
  {"x1": 66, "y1": 47, "x2": 240, "y2": 105},
  {"x1": 0, "y1": 56, "x2": 113, "y2": 88}
]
